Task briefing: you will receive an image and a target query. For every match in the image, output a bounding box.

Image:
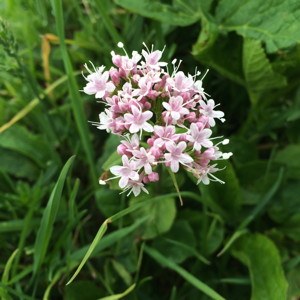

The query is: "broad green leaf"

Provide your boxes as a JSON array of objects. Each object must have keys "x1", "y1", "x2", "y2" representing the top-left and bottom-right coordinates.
[
  {"x1": 97, "y1": 135, "x2": 121, "y2": 169},
  {"x1": 232, "y1": 233, "x2": 288, "y2": 300},
  {"x1": 115, "y1": 0, "x2": 210, "y2": 26},
  {"x1": 219, "y1": 168, "x2": 283, "y2": 256},
  {"x1": 274, "y1": 144, "x2": 300, "y2": 179},
  {"x1": 200, "y1": 160, "x2": 242, "y2": 222},
  {"x1": 65, "y1": 281, "x2": 105, "y2": 300},
  {"x1": 193, "y1": 18, "x2": 245, "y2": 85},
  {"x1": 243, "y1": 38, "x2": 287, "y2": 105},
  {"x1": 280, "y1": 214, "x2": 300, "y2": 242},
  {"x1": 33, "y1": 156, "x2": 75, "y2": 274},
  {"x1": 216, "y1": 0, "x2": 300, "y2": 53},
  {"x1": 145, "y1": 245, "x2": 225, "y2": 300},
  {"x1": 102, "y1": 151, "x2": 122, "y2": 171},
  {"x1": 130, "y1": 195, "x2": 176, "y2": 239},
  {"x1": 268, "y1": 182, "x2": 300, "y2": 223},
  {"x1": 152, "y1": 220, "x2": 206, "y2": 264}
]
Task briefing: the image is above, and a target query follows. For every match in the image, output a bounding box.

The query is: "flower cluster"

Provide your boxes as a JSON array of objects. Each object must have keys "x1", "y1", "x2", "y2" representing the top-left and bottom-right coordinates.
[{"x1": 83, "y1": 42, "x2": 232, "y2": 196}]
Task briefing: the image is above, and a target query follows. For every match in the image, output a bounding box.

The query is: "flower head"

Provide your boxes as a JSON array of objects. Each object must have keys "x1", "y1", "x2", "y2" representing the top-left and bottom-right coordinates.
[{"x1": 83, "y1": 43, "x2": 231, "y2": 197}]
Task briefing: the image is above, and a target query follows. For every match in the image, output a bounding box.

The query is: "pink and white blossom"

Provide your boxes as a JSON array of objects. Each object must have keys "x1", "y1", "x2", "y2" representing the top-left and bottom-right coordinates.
[
  {"x1": 110, "y1": 155, "x2": 139, "y2": 188},
  {"x1": 164, "y1": 141, "x2": 193, "y2": 173},
  {"x1": 162, "y1": 96, "x2": 189, "y2": 121},
  {"x1": 124, "y1": 106, "x2": 153, "y2": 133},
  {"x1": 186, "y1": 123, "x2": 213, "y2": 150},
  {"x1": 83, "y1": 65, "x2": 115, "y2": 98},
  {"x1": 199, "y1": 99, "x2": 225, "y2": 126},
  {"x1": 83, "y1": 43, "x2": 231, "y2": 196}
]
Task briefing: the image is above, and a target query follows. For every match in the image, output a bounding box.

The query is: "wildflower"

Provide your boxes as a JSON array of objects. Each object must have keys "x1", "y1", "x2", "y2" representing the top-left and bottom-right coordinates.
[
  {"x1": 124, "y1": 106, "x2": 154, "y2": 134},
  {"x1": 83, "y1": 64, "x2": 115, "y2": 98},
  {"x1": 164, "y1": 141, "x2": 193, "y2": 173},
  {"x1": 110, "y1": 155, "x2": 139, "y2": 188},
  {"x1": 186, "y1": 123, "x2": 213, "y2": 151},
  {"x1": 83, "y1": 43, "x2": 231, "y2": 196}
]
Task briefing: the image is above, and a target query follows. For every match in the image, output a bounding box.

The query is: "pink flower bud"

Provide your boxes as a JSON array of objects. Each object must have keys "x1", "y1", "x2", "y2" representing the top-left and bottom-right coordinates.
[
  {"x1": 143, "y1": 176, "x2": 150, "y2": 183},
  {"x1": 149, "y1": 146, "x2": 162, "y2": 159},
  {"x1": 109, "y1": 68, "x2": 121, "y2": 85},
  {"x1": 147, "y1": 137, "x2": 155, "y2": 146},
  {"x1": 117, "y1": 144, "x2": 127, "y2": 155},
  {"x1": 186, "y1": 112, "x2": 197, "y2": 122},
  {"x1": 148, "y1": 172, "x2": 159, "y2": 182}
]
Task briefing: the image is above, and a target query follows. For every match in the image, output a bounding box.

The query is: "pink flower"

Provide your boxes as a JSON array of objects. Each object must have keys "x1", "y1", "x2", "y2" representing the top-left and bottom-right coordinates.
[
  {"x1": 153, "y1": 125, "x2": 178, "y2": 148},
  {"x1": 164, "y1": 141, "x2": 193, "y2": 173},
  {"x1": 142, "y1": 49, "x2": 167, "y2": 70},
  {"x1": 83, "y1": 65, "x2": 115, "y2": 99},
  {"x1": 199, "y1": 99, "x2": 225, "y2": 126},
  {"x1": 167, "y1": 71, "x2": 194, "y2": 93},
  {"x1": 125, "y1": 177, "x2": 149, "y2": 196},
  {"x1": 195, "y1": 164, "x2": 224, "y2": 185},
  {"x1": 162, "y1": 96, "x2": 189, "y2": 121},
  {"x1": 110, "y1": 155, "x2": 139, "y2": 188},
  {"x1": 124, "y1": 106, "x2": 154, "y2": 133},
  {"x1": 117, "y1": 134, "x2": 140, "y2": 156},
  {"x1": 132, "y1": 147, "x2": 156, "y2": 174},
  {"x1": 187, "y1": 123, "x2": 213, "y2": 151}
]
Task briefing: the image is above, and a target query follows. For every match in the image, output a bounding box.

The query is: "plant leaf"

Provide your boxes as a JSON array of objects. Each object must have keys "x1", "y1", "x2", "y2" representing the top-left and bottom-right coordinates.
[
  {"x1": 232, "y1": 233, "x2": 288, "y2": 300},
  {"x1": 243, "y1": 38, "x2": 287, "y2": 105},
  {"x1": 216, "y1": 0, "x2": 300, "y2": 53}
]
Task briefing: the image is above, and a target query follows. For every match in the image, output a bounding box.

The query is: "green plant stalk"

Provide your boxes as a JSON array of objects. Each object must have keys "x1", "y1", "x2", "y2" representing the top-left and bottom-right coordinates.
[{"x1": 51, "y1": 0, "x2": 98, "y2": 186}]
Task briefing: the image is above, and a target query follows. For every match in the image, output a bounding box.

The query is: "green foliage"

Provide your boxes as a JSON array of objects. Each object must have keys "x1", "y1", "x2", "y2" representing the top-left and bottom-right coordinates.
[
  {"x1": 0, "y1": 0, "x2": 300, "y2": 299},
  {"x1": 232, "y1": 233, "x2": 288, "y2": 300}
]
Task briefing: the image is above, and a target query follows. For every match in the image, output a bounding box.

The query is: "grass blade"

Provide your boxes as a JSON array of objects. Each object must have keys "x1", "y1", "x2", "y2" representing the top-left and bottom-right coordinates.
[
  {"x1": 51, "y1": 0, "x2": 97, "y2": 185},
  {"x1": 94, "y1": 0, "x2": 123, "y2": 44},
  {"x1": 33, "y1": 156, "x2": 75, "y2": 275},
  {"x1": 97, "y1": 283, "x2": 136, "y2": 300},
  {"x1": 144, "y1": 245, "x2": 225, "y2": 300},
  {"x1": 1, "y1": 248, "x2": 19, "y2": 299},
  {"x1": 67, "y1": 192, "x2": 189, "y2": 284},
  {"x1": 66, "y1": 220, "x2": 110, "y2": 285}
]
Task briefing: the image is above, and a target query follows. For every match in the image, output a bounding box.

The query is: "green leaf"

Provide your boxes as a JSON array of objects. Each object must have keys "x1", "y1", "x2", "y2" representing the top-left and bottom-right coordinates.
[
  {"x1": 130, "y1": 195, "x2": 176, "y2": 239},
  {"x1": 145, "y1": 245, "x2": 225, "y2": 300},
  {"x1": 274, "y1": 144, "x2": 300, "y2": 179},
  {"x1": 0, "y1": 125, "x2": 54, "y2": 168},
  {"x1": 216, "y1": 0, "x2": 300, "y2": 53},
  {"x1": 0, "y1": 147, "x2": 39, "y2": 180},
  {"x1": 200, "y1": 160, "x2": 242, "y2": 222},
  {"x1": 102, "y1": 151, "x2": 122, "y2": 171},
  {"x1": 114, "y1": 0, "x2": 204, "y2": 26},
  {"x1": 152, "y1": 220, "x2": 209, "y2": 264},
  {"x1": 65, "y1": 281, "x2": 105, "y2": 300},
  {"x1": 232, "y1": 233, "x2": 288, "y2": 300},
  {"x1": 193, "y1": 19, "x2": 245, "y2": 85},
  {"x1": 280, "y1": 213, "x2": 300, "y2": 242},
  {"x1": 243, "y1": 38, "x2": 287, "y2": 105},
  {"x1": 33, "y1": 156, "x2": 75, "y2": 274}
]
